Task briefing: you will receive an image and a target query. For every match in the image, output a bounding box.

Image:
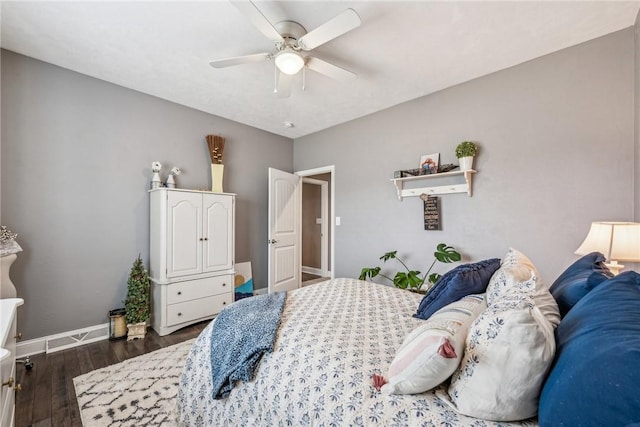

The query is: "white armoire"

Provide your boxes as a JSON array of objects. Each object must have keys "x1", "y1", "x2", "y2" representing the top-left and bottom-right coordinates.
[{"x1": 149, "y1": 188, "x2": 235, "y2": 336}]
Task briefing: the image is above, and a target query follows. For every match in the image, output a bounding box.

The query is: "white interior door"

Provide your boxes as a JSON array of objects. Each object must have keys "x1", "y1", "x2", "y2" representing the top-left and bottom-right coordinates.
[{"x1": 268, "y1": 168, "x2": 301, "y2": 293}]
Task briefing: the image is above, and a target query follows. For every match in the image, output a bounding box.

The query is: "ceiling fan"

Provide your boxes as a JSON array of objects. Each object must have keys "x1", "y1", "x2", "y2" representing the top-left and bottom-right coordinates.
[{"x1": 210, "y1": 0, "x2": 362, "y2": 98}]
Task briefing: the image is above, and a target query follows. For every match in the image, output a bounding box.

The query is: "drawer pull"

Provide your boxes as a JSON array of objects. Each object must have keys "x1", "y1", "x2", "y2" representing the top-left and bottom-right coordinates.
[
  {"x1": 223, "y1": 302, "x2": 226, "y2": 305},
  {"x1": 178, "y1": 312, "x2": 182, "y2": 317},
  {"x1": 15, "y1": 332, "x2": 22, "y2": 340},
  {"x1": 177, "y1": 291, "x2": 182, "y2": 295},
  {"x1": 2, "y1": 377, "x2": 14, "y2": 388},
  {"x1": 222, "y1": 283, "x2": 226, "y2": 287},
  {"x1": 199, "y1": 238, "x2": 204, "y2": 241},
  {"x1": 204, "y1": 237, "x2": 209, "y2": 241}
]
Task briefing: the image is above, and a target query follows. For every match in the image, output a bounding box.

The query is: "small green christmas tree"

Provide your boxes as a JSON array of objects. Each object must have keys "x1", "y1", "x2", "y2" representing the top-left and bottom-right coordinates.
[{"x1": 124, "y1": 255, "x2": 151, "y2": 325}]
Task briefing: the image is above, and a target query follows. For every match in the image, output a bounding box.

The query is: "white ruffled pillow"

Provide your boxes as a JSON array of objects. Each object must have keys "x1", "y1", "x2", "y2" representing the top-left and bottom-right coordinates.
[
  {"x1": 382, "y1": 294, "x2": 486, "y2": 395},
  {"x1": 486, "y1": 248, "x2": 547, "y2": 305},
  {"x1": 486, "y1": 248, "x2": 559, "y2": 323},
  {"x1": 439, "y1": 274, "x2": 560, "y2": 421}
]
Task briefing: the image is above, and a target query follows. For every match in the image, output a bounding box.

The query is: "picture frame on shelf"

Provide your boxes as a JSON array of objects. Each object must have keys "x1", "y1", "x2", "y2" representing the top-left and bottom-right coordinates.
[{"x1": 419, "y1": 153, "x2": 440, "y2": 175}]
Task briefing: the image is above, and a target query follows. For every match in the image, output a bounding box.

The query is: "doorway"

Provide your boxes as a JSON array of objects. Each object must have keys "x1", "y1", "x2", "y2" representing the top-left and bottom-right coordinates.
[
  {"x1": 301, "y1": 177, "x2": 329, "y2": 284},
  {"x1": 297, "y1": 166, "x2": 334, "y2": 285}
]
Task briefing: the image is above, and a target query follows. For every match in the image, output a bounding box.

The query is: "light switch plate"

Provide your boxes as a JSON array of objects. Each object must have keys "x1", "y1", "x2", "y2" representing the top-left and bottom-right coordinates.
[{"x1": 336, "y1": 216, "x2": 341, "y2": 226}]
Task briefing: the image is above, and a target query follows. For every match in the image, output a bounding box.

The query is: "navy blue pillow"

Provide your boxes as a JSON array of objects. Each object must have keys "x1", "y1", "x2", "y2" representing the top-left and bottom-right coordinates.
[
  {"x1": 549, "y1": 252, "x2": 613, "y2": 317},
  {"x1": 414, "y1": 258, "x2": 500, "y2": 320},
  {"x1": 539, "y1": 271, "x2": 640, "y2": 426}
]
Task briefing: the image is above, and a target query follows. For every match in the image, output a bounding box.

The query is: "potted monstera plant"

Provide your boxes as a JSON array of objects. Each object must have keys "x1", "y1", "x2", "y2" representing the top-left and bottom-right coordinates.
[
  {"x1": 455, "y1": 141, "x2": 478, "y2": 171},
  {"x1": 359, "y1": 243, "x2": 461, "y2": 293},
  {"x1": 124, "y1": 255, "x2": 151, "y2": 340}
]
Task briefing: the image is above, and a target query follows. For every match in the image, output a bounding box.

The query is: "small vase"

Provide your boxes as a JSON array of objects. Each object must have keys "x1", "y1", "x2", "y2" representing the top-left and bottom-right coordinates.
[
  {"x1": 166, "y1": 174, "x2": 176, "y2": 188},
  {"x1": 459, "y1": 156, "x2": 474, "y2": 171},
  {"x1": 211, "y1": 164, "x2": 224, "y2": 193},
  {"x1": 0, "y1": 253, "x2": 17, "y2": 299},
  {"x1": 151, "y1": 172, "x2": 162, "y2": 189}
]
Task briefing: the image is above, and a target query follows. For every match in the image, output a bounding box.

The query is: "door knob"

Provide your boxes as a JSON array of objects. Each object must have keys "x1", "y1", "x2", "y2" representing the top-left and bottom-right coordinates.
[{"x1": 269, "y1": 239, "x2": 278, "y2": 244}]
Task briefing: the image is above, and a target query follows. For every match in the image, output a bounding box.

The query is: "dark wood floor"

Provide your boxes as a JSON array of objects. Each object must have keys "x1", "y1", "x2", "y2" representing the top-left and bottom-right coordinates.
[
  {"x1": 301, "y1": 272, "x2": 331, "y2": 286},
  {"x1": 15, "y1": 321, "x2": 209, "y2": 427}
]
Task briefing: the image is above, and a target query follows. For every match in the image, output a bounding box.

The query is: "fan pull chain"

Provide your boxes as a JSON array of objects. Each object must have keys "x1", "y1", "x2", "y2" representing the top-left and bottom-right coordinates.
[
  {"x1": 273, "y1": 62, "x2": 278, "y2": 93},
  {"x1": 302, "y1": 66, "x2": 306, "y2": 91}
]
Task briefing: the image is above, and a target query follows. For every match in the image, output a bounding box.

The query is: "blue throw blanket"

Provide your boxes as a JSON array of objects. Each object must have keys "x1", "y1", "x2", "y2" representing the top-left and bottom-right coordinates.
[{"x1": 210, "y1": 291, "x2": 287, "y2": 399}]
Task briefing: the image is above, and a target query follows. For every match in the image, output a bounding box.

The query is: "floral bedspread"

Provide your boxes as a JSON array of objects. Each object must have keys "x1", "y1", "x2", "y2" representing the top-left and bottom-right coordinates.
[{"x1": 177, "y1": 278, "x2": 537, "y2": 427}]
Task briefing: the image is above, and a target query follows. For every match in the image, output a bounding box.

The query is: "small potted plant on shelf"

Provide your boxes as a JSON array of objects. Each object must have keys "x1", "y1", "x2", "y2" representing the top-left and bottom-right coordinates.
[
  {"x1": 359, "y1": 243, "x2": 461, "y2": 293},
  {"x1": 124, "y1": 255, "x2": 151, "y2": 340},
  {"x1": 455, "y1": 141, "x2": 477, "y2": 171}
]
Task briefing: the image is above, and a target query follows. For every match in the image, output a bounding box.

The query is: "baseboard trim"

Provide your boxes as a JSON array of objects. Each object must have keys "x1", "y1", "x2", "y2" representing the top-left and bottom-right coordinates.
[
  {"x1": 17, "y1": 323, "x2": 110, "y2": 358},
  {"x1": 302, "y1": 266, "x2": 324, "y2": 276}
]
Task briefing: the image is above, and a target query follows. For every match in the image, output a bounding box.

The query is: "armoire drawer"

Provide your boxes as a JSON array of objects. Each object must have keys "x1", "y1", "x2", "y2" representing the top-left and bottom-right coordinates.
[
  {"x1": 166, "y1": 275, "x2": 233, "y2": 305},
  {"x1": 166, "y1": 292, "x2": 233, "y2": 326}
]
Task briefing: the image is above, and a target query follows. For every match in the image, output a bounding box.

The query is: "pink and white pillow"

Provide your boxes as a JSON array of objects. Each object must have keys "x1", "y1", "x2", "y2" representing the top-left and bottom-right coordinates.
[{"x1": 382, "y1": 294, "x2": 486, "y2": 395}]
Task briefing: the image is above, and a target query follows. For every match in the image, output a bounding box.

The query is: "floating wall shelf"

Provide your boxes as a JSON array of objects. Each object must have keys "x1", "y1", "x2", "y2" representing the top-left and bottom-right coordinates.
[{"x1": 391, "y1": 170, "x2": 477, "y2": 201}]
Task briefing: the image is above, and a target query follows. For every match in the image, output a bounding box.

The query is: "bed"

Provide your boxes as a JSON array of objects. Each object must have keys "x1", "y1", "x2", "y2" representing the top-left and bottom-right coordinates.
[{"x1": 176, "y1": 278, "x2": 536, "y2": 426}]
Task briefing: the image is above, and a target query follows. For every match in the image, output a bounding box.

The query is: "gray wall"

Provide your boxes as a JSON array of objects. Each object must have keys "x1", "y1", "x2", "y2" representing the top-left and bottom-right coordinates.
[
  {"x1": 1, "y1": 50, "x2": 293, "y2": 340},
  {"x1": 636, "y1": 13, "x2": 640, "y2": 222},
  {"x1": 294, "y1": 28, "x2": 636, "y2": 284}
]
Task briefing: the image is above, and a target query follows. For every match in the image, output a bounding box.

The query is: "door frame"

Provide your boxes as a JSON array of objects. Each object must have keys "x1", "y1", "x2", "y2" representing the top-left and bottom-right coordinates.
[
  {"x1": 295, "y1": 165, "x2": 335, "y2": 279},
  {"x1": 301, "y1": 177, "x2": 329, "y2": 277}
]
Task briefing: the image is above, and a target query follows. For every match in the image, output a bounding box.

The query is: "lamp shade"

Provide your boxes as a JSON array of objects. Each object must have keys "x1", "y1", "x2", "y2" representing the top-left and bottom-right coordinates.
[
  {"x1": 275, "y1": 49, "x2": 304, "y2": 75},
  {"x1": 575, "y1": 222, "x2": 640, "y2": 262}
]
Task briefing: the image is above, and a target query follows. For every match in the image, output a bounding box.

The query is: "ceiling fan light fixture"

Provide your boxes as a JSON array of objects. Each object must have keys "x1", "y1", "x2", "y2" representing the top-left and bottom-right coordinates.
[{"x1": 275, "y1": 50, "x2": 305, "y2": 75}]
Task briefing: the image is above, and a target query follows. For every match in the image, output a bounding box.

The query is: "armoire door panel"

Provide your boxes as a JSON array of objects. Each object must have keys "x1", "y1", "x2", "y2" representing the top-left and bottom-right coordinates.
[
  {"x1": 167, "y1": 192, "x2": 202, "y2": 277},
  {"x1": 203, "y1": 194, "x2": 233, "y2": 272}
]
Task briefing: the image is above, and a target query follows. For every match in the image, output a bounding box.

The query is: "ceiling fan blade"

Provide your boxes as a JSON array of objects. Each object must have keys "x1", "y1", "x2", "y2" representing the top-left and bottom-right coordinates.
[
  {"x1": 306, "y1": 57, "x2": 356, "y2": 82},
  {"x1": 231, "y1": 0, "x2": 284, "y2": 44},
  {"x1": 276, "y1": 70, "x2": 292, "y2": 98},
  {"x1": 209, "y1": 53, "x2": 272, "y2": 68},
  {"x1": 298, "y1": 9, "x2": 361, "y2": 51}
]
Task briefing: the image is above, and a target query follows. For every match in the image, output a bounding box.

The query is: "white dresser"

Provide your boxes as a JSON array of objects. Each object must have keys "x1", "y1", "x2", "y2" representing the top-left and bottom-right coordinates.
[
  {"x1": 1, "y1": 298, "x2": 23, "y2": 427},
  {"x1": 149, "y1": 189, "x2": 235, "y2": 336}
]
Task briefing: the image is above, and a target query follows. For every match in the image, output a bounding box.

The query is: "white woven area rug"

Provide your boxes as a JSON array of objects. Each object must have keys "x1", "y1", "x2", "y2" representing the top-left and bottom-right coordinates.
[{"x1": 73, "y1": 339, "x2": 195, "y2": 427}]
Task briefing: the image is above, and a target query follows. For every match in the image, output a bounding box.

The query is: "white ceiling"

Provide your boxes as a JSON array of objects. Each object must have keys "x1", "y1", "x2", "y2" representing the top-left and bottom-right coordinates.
[{"x1": 2, "y1": 1, "x2": 639, "y2": 139}]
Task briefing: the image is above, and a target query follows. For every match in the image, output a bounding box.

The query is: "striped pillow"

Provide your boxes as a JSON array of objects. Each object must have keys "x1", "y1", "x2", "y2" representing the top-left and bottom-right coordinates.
[{"x1": 382, "y1": 294, "x2": 486, "y2": 395}]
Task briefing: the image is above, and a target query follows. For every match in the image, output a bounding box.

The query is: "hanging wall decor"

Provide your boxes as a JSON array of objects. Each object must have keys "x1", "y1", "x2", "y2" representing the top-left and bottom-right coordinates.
[{"x1": 420, "y1": 194, "x2": 440, "y2": 230}]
